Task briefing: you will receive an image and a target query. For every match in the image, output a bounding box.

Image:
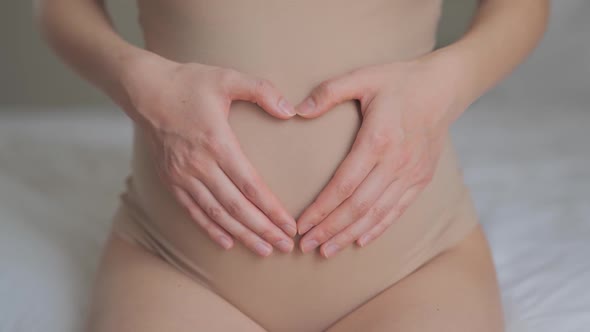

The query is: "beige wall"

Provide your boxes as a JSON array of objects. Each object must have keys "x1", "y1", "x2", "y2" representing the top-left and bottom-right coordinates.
[{"x1": 1, "y1": 1, "x2": 476, "y2": 107}]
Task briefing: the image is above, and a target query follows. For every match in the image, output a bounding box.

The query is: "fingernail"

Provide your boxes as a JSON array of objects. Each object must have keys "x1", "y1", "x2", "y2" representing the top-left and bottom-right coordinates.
[
  {"x1": 278, "y1": 98, "x2": 296, "y2": 116},
  {"x1": 255, "y1": 242, "x2": 272, "y2": 256},
  {"x1": 275, "y1": 239, "x2": 293, "y2": 253},
  {"x1": 298, "y1": 223, "x2": 312, "y2": 235},
  {"x1": 282, "y1": 223, "x2": 297, "y2": 237},
  {"x1": 297, "y1": 98, "x2": 315, "y2": 115},
  {"x1": 358, "y1": 234, "x2": 372, "y2": 247},
  {"x1": 218, "y1": 236, "x2": 233, "y2": 249},
  {"x1": 323, "y1": 243, "x2": 340, "y2": 258},
  {"x1": 301, "y1": 239, "x2": 319, "y2": 253}
]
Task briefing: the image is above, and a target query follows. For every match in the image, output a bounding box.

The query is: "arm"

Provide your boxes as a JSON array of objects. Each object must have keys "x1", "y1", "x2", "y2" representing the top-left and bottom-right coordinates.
[
  {"x1": 35, "y1": 0, "x2": 300, "y2": 257},
  {"x1": 34, "y1": 0, "x2": 150, "y2": 123},
  {"x1": 424, "y1": 0, "x2": 550, "y2": 119},
  {"x1": 294, "y1": 0, "x2": 550, "y2": 257}
]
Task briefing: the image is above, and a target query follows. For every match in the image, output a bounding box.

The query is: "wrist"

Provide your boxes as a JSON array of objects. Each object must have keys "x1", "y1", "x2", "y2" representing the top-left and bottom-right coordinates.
[
  {"x1": 115, "y1": 47, "x2": 169, "y2": 89},
  {"x1": 116, "y1": 50, "x2": 185, "y2": 129},
  {"x1": 96, "y1": 45, "x2": 159, "y2": 109},
  {"x1": 414, "y1": 46, "x2": 475, "y2": 122}
]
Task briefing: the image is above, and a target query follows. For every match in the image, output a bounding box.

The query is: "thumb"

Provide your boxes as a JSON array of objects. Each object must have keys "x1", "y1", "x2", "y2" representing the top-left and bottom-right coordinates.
[
  {"x1": 226, "y1": 73, "x2": 296, "y2": 119},
  {"x1": 295, "y1": 71, "x2": 368, "y2": 119}
]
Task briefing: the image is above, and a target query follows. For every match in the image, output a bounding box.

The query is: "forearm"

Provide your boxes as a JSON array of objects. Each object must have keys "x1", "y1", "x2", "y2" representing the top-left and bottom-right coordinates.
[
  {"x1": 34, "y1": 0, "x2": 155, "y2": 116},
  {"x1": 422, "y1": 0, "x2": 550, "y2": 119}
]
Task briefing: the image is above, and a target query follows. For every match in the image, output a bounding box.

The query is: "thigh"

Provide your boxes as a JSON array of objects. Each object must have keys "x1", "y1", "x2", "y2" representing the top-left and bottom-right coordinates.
[
  {"x1": 84, "y1": 231, "x2": 267, "y2": 332},
  {"x1": 326, "y1": 225, "x2": 505, "y2": 332}
]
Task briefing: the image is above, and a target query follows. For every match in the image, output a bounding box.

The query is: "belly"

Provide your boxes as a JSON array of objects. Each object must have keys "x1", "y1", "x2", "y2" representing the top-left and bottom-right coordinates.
[
  {"x1": 227, "y1": 100, "x2": 362, "y2": 217},
  {"x1": 125, "y1": 122, "x2": 475, "y2": 331},
  {"x1": 120, "y1": 0, "x2": 479, "y2": 330},
  {"x1": 135, "y1": 0, "x2": 444, "y2": 217}
]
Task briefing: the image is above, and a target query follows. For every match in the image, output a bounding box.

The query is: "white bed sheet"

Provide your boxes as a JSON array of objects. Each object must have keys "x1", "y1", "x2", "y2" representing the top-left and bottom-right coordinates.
[{"x1": 1, "y1": 1, "x2": 589, "y2": 331}]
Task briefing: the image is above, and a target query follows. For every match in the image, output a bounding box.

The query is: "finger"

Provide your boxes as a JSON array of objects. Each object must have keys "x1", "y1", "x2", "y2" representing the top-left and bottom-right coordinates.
[
  {"x1": 200, "y1": 165, "x2": 294, "y2": 253},
  {"x1": 356, "y1": 183, "x2": 424, "y2": 248},
  {"x1": 224, "y1": 71, "x2": 296, "y2": 118},
  {"x1": 335, "y1": 178, "x2": 409, "y2": 250},
  {"x1": 298, "y1": 162, "x2": 394, "y2": 254},
  {"x1": 184, "y1": 177, "x2": 275, "y2": 257},
  {"x1": 214, "y1": 131, "x2": 298, "y2": 238},
  {"x1": 297, "y1": 126, "x2": 387, "y2": 235},
  {"x1": 315, "y1": 178, "x2": 406, "y2": 257},
  {"x1": 171, "y1": 185, "x2": 234, "y2": 250},
  {"x1": 352, "y1": 145, "x2": 433, "y2": 248},
  {"x1": 295, "y1": 69, "x2": 373, "y2": 118}
]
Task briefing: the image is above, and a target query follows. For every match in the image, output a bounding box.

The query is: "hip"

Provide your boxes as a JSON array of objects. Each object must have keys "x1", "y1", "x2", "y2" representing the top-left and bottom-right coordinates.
[{"x1": 108, "y1": 114, "x2": 479, "y2": 329}]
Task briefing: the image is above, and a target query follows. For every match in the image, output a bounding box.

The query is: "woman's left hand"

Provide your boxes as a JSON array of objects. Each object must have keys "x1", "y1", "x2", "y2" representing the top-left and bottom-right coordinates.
[{"x1": 295, "y1": 58, "x2": 460, "y2": 258}]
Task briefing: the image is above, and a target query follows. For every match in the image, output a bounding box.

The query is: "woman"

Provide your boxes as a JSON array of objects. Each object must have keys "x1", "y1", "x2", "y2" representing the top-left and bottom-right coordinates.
[{"x1": 35, "y1": 0, "x2": 548, "y2": 331}]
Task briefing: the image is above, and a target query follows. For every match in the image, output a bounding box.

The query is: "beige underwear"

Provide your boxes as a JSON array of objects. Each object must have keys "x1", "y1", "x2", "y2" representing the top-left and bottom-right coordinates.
[{"x1": 109, "y1": 0, "x2": 480, "y2": 330}]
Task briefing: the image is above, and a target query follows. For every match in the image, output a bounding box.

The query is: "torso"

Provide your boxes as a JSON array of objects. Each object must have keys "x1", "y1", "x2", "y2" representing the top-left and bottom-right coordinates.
[
  {"x1": 136, "y1": 0, "x2": 444, "y2": 215},
  {"x1": 116, "y1": 1, "x2": 481, "y2": 330}
]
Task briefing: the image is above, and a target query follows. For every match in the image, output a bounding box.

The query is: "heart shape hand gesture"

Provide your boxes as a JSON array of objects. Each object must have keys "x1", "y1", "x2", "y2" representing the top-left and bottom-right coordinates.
[{"x1": 122, "y1": 52, "x2": 458, "y2": 259}]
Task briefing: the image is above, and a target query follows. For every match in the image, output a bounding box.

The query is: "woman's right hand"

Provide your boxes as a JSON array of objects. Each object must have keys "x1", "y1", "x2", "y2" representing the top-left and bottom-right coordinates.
[{"x1": 119, "y1": 53, "x2": 297, "y2": 257}]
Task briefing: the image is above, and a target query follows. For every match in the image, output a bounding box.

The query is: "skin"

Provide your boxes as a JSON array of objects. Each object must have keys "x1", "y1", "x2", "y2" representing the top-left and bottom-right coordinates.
[
  {"x1": 120, "y1": 55, "x2": 300, "y2": 257},
  {"x1": 295, "y1": 60, "x2": 456, "y2": 256},
  {"x1": 34, "y1": 0, "x2": 549, "y2": 259},
  {"x1": 34, "y1": 0, "x2": 300, "y2": 257},
  {"x1": 295, "y1": 0, "x2": 550, "y2": 258}
]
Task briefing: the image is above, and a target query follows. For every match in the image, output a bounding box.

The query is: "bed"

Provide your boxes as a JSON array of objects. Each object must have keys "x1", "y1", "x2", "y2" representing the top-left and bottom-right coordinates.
[{"x1": 1, "y1": 1, "x2": 589, "y2": 330}]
